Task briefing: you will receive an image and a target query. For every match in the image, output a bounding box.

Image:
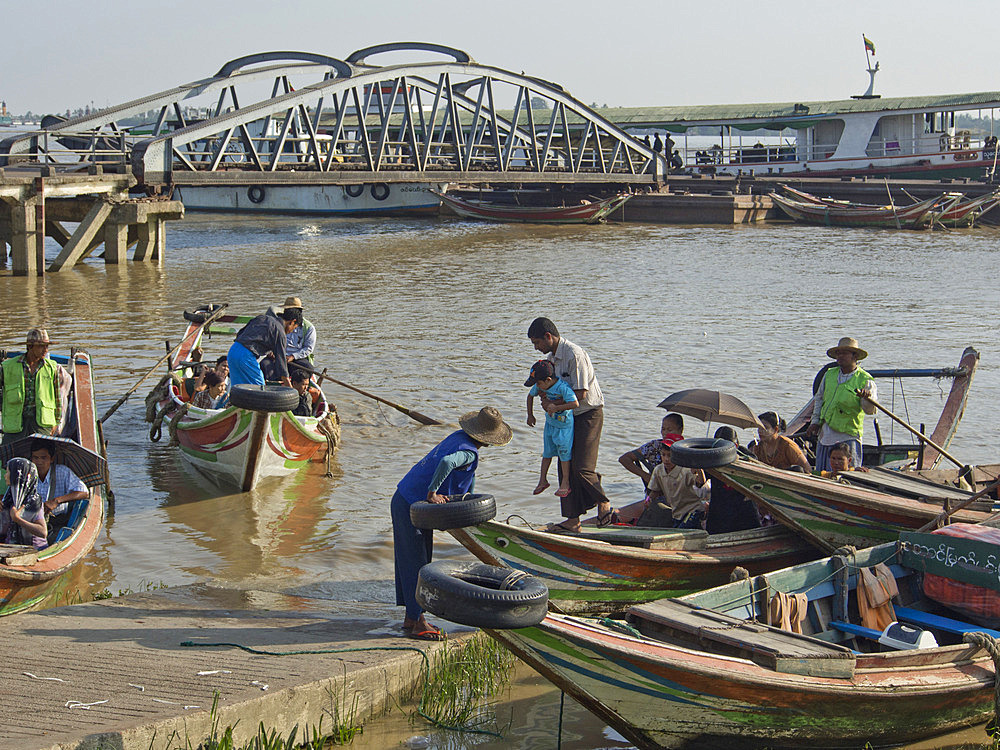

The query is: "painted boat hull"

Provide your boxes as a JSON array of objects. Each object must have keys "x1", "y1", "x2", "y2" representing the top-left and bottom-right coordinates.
[
  {"x1": 489, "y1": 543, "x2": 995, "y2": 749},
  {"x1": 0, "y1": 351, "x2": 106, "y2": 616},
  {"x1": 438, "y1": 192, "x2": 631, "y2": 223},
  {"x1": 450, "y1": 522, "x2": 816, "y2": 614},
  {"x1": 174, "y1": 404, "x2": 328, "y2": 492},
  {"x1": 174, "y1": 183, "x2": 444, "y2": 215}
]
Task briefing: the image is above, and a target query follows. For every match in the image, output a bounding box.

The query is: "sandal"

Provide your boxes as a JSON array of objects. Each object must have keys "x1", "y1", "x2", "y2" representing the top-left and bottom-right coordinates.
[
  {"x1": 544, "y1": 521, "x2": 581, "y2": 534},
  {"x1": 407, "y1": 625, "x2": 447, "y2": 641},
  {"x1": 596, "y1": 509, "x2": 620, "y2": 528}
]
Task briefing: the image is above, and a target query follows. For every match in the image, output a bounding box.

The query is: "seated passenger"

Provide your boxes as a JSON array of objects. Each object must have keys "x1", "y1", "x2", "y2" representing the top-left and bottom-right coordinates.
[
  {"x1": 636, "y1": 438, "x2": 709, "y2": 529},
  {"x1": 753, "y1": 411, "x2": 811, "y2": 472},
  {"x1": 618, "y1": 413, "x2": 684, "y2": 489},
  {"x1": 705, "y1": 427, "x2": 761, "y2": 534},
  {"x1": 29, "y1": 438, "x2": 88, "y2": 520},
  {"x1": 191, "y1": 372, "x2": 227, "y2": 410},
  {"x1": 818, "y1": 441, "x2": 868, "y2": 479},
  {"x1": 1, "y1": 457, "x2": 47, "y2": 550},
  {"x1": 290, "y1": 370, "x2": 325, "y2": 417}
]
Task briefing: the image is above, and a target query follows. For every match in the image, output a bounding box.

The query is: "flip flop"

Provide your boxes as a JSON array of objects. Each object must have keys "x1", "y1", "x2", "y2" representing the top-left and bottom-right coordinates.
[
  {"x1": 596, "y1": 509, "x2": 620, "y2": 528},
  {"x1": 554, "y1": 488, "x2": 571, "y2": 497},
  {"x1": 407, "y1": 625, "x2": 447, "y2": 641},
  {"x1": 544, "y1": 521, "x2": 580, "y2": 534}
]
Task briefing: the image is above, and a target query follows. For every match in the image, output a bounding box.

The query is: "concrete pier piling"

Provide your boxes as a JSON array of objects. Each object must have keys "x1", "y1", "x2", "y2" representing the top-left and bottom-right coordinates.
[{"x1": 0, "y1": 168, "x2": 183, "y2": 275}]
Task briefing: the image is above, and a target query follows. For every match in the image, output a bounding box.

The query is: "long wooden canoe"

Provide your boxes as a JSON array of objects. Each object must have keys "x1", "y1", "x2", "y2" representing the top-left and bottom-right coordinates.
[{"x1": 437, "y1": 191, "x2": 631, "y2": 223}]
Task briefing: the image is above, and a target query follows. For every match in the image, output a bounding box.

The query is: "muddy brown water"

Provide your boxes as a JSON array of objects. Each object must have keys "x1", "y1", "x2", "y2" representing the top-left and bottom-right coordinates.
[{"x1": 2, "y1": 213, "x2": 999, "y2": 747}]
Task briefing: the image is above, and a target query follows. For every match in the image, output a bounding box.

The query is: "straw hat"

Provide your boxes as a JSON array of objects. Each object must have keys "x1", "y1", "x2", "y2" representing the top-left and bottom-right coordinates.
[
  {"x1": 459, "y1": 406, "x2": 513, "y2": 447},
  {"x1": 282, "y1": 296, "x2": 303, "y2": 310},
  {"x1": 826, "y1": 336, "x2": 868, "y2": 360},
  {"x1": 25, "y1": 328, "x2": 54, "y2": 345}
]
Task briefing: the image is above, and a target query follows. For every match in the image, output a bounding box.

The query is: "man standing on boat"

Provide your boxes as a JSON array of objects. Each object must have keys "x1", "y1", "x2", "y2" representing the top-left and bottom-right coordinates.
[
  {"x1": 807, "y1": 337, "x2": 877, "y2": 472},
  {"x1": 527, "y1": 318, "x2": 615, "y2": 532},
  {"x1": 227, "y1": 308, "x2": 298, "y2": 388},
  {"x1": 0, "y1": 329, "x2": 62, "y2": 446}
]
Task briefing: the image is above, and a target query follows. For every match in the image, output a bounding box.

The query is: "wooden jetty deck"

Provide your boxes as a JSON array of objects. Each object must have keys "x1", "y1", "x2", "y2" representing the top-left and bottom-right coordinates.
[{"x1": 0, "y1": 585, "x2": 464, "y2": 750}]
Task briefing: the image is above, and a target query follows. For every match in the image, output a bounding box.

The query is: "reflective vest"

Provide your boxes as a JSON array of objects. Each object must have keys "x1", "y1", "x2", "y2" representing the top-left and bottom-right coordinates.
[
  {"x1": 1, "y1": 356, "x2": 60, "y2": 434},
  {"x1": 819, "y1": 366, "x2": 873, "y2": 438}
]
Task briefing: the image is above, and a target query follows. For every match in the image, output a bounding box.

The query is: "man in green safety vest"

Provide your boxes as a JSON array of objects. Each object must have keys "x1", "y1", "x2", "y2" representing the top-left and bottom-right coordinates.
[
  {"x1": 807, "y1": 336, "x2": 877, "y2": 472},
  {"x1": 0, "y1": 328, "x2": 63, "y2": 446}
]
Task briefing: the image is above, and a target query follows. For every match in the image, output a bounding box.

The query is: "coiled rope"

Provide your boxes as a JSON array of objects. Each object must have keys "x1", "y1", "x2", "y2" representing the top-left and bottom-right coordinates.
[
  {"x1": 963, "y1": 632, "x2": 1000, "y2": 738},
  {"x1": 167, "y1": 403, "x2": 190, "y2": 447}
]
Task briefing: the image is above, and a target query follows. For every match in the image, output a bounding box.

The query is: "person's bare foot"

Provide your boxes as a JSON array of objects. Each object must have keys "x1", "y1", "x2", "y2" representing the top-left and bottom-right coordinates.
[{"x1": 532, "y1": 481, "x2": 550, "y2": 495}]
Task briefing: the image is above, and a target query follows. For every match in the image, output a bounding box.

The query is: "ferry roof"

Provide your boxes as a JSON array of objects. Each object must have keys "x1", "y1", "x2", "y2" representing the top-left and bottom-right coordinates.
[{"x1": 589, "y1": 91, "x2": 1000, "y2": 132}]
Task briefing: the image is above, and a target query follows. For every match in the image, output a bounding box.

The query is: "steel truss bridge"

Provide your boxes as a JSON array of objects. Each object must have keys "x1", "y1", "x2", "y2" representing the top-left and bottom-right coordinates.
[{"x1": 0, "y1": 43, "x2": 667, "y2": 189}]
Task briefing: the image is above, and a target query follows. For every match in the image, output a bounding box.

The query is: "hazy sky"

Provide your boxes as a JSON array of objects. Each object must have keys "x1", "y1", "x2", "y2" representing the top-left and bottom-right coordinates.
[{"x1": 3, "y1": 0, "x2": 997, "y2": 114}]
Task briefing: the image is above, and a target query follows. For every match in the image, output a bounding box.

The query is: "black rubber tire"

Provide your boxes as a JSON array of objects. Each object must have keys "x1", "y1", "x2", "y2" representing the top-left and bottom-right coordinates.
[
  {"x1": 228, "y1": 384, "x2": 299, "y2": 413},
  {"x1": 416, "y1": 560, "x2": 548, "y2": 629},
  {"x1": 669, "y1": 437, "x2": 738, "y2": 469},
  {"x1": 247, "y1": 186, "x2": 266, "y2": 204},
  {"x1": 182, "y1": 303, "x2": 224, "y2": 324},
  {"x1": 345, "y1": 184, "x2": 364, "y2": 198},
  {"x1": 410, "y1": 493, "x2": 496, "y2": 530},
  {"x1": 812, "y1": 362, "x2": 836, "y2": 395},
  {"x1": 370, "y1": 183, "x2": 390, "y2": 201}
]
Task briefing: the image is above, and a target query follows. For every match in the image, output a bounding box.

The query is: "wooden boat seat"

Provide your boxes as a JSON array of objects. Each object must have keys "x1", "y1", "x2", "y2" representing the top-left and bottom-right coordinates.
[
  {"x1": 628, "y1": 598, "x2": 855, "y2": 677},
  {"x1": 0, "y1": 544, "x2": 38, "y2": 566},
  {"x1": 573, "y1": 527, "x2": 707, "y2": 550},
  {"x1": 894, "y1": 606, "x2": 1000, "y2": 639},
  {"x1": 829, "y1": 620, "x2": 882, "y2": 640}
]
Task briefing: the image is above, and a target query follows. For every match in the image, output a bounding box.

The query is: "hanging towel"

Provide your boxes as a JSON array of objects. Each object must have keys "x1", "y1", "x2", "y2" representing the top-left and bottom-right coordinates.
[
  {"x1": 858, "y1": 563, "x2": 899, "y2": 631},
  {"x1": 769, "y1": 591, "x2": 809, "y2": 634}
]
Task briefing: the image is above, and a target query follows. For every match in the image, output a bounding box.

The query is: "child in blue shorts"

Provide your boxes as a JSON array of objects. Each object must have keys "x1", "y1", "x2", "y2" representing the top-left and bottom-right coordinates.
[{"x1": 525, "y1": 360, "x2": 579, "y2": 498}]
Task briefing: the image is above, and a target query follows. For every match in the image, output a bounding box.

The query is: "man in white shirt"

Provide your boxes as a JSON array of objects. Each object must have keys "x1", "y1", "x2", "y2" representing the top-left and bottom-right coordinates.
[{"x1": 528, "y1": 317, "x2": 614, "y2": 532}]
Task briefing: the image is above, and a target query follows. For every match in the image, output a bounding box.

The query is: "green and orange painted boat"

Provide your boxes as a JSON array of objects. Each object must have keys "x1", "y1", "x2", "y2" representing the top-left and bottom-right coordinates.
[
  {"x1": 488, "y1": 530, "x2": 1000, "y2": 749},
  {"x1": 0, "y1": 349, "x2": 107, "y2": 615}
]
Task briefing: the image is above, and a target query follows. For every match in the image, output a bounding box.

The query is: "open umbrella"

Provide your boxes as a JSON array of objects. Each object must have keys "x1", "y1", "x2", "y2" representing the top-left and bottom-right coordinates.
[
  {"x1": 0, "y1": 435, "x2": 107, "y2": 488},
  {"x1": 657, "y1": 389, "x2": 762, "y2": 430}
]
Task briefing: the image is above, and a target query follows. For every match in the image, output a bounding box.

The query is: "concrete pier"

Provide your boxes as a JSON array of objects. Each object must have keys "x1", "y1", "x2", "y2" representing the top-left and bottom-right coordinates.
[
  {"x1": 0, "y1": 168, "x2": 183, "y2": 275},
  {"x1": 0, "y1": 586, "x2": 465, "y2": 750}
]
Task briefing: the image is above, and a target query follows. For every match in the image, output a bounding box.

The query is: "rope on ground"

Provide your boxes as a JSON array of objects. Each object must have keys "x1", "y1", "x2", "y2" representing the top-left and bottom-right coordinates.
[
  {"x1": 963, "y1": 631, "x2": 1000, "y2": 738},
  {"x1": 180, "y1": 640, "x2": 502, "y2": 737},
  {"x1": 167, "y1": 403, "x2": 190, "y2": 447}
]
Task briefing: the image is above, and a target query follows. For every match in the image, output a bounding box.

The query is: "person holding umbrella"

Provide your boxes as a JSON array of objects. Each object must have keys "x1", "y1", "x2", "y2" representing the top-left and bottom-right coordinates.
[
  {"x1": 30, "y1": 438, "x2": 88, "y2": 520},
  {"x1": 391, "y1": 406, "x2": 512, "y2": 640}
]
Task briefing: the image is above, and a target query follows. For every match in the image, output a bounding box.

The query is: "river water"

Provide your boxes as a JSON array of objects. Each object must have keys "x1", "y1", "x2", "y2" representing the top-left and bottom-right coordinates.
[{"x1": 2, "y1": 213, "x2": 999, "y2": 747}]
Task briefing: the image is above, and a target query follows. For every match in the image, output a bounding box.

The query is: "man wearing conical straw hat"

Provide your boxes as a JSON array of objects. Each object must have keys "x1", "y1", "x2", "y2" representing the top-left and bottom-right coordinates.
[{"x1": 807, "y1": 337, "x2": 877, "y2": 472}]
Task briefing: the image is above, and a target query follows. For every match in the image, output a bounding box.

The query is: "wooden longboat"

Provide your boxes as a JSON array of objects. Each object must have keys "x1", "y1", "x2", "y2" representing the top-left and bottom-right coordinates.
[
  {"x1": 770, "y1": 190, "x2": 955, "y2": 228},
  {"x1": 487, "y1": 534, "x2": 999, "y2": 749},
  {"x1": 449, "y1": 514, "x2": 816, "y2": 615},
  {"x1": 436, "y1": 191, "x2": 631, "y2": 224},
  {"x1": 0, "y1": 350, "x2": 106, "y2": 615},
  {"x1": 151, "y1": 306, "x2": 338, "y2": 492}
]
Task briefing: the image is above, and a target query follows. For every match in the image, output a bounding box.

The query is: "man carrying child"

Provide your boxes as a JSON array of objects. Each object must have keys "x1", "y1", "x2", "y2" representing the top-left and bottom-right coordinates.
[{"x1": 525, "y1": 360, "x2": 579, "y2": 504}]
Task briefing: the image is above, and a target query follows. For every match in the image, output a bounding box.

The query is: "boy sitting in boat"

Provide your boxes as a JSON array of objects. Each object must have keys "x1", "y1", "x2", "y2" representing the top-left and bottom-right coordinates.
[
  {"x1": 191, "y1": 372, "x2": 227, "y2": 410},
  {"x1": 290, "y1": 370, "x2": 325, "y2": 417},
  {"x1": 639, "y1": 437, "x2": 710, "y2": 529},
  {"x1": 818, "y1": 441, "x2": 869, "y2": 480},
  {"x1": 525, "y1": 360, "x2": 578, "y2": 498}
]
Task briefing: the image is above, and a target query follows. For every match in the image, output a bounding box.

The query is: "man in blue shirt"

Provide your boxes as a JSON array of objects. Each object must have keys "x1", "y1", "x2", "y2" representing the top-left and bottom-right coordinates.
[{"x1": 227, "y1": 308, "x2": 300, "y2": 387}]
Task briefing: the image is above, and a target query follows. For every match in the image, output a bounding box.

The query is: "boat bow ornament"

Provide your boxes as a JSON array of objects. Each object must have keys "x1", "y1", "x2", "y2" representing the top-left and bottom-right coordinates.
[{"x1": 1, "y1": 43, "x2": 667, "y2": 187}]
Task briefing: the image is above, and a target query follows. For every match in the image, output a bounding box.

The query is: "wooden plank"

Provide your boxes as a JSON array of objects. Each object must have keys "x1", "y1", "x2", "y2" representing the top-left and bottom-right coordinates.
[
  {"x1": 48, "y1": 200, "x2": 112, "y2": 271},
  {"x1": 574, "y1": 526, "x2": 707, "y2": 550},
  {"x1": 631, "y1": 599, "x2": 855, "y2": 677},
  {"x1": 0, "y1": 544, "x2": 38, "y2": 566},
  {"x1": 829, "y1": 620, "x2": 882, "y2": 640},
  {"x1": 847, "y1": 467, "x2": 974, "y2": 501},
  {"x1": 895, "y1": 606, "x2": 1000, "y2": 638}
]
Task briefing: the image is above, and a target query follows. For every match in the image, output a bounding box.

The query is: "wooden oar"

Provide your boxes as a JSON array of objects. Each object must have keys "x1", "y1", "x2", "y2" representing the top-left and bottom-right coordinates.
[
  {"x1": 289, "y1": 361, "x2": 442, "y2": 426},
  {"x1": 916, "y1": 478, "x2": 1000, "y2": 532},
  {"x1": 858, "y1": 391, "x2": 965, "y2": 470},
  {"x1": 99, "y1": 303, "x2": 230, "y2": 424}
]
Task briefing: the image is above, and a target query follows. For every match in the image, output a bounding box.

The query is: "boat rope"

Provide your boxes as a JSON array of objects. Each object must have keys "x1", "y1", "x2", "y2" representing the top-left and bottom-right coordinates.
[
  {"x1": 179, "y1": 640, "x2": 503, "y2": 737},
  {"x1": 317, "y1": 409, "x2": 342, "y2": 477},
  {"x1": 144, "y1": 374, "x2": 173, "y2": 422},
  {"x1": 730, "y1": 566, "x2": 750, "y2": 582},
  {"x1": 597, "y1": 617, "x2": 643, "y2": 638},
  {"x1": 148, "y1": 403, "x2": 173, "y2": 443},
  {"x1": 166, "y1": 403, "x2": 190, "y2": 447},
  {"x1": 961, "y1": 631, "x2": 1000, "y2": 738},
  {"x1": 557, "y1": 691, "x2": 565, "y2": 750}
]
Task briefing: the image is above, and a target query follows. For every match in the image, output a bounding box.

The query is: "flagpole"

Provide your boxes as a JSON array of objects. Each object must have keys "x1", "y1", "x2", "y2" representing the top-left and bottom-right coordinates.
[{"x1": 862, "y1": 33, "x2": 871, "y2": 69}]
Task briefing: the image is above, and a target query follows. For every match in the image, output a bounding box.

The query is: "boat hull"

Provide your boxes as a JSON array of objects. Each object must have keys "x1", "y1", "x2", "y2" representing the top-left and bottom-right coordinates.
[
  {"x1": 174, "y1": 183, "x2": 443, "y2": 215},
  {"x1": 450, "y1": 523, "x2": 815, "y2": 614},
  {"x1": 174, "y1": 405, "x2": 328, "y2": 492}
]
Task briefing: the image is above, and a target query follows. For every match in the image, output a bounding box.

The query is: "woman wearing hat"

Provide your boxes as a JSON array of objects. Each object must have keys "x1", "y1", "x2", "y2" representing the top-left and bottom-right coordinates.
[
  {"x1": 391, "y1": 406, "x2": 512, "y2": 640},
  {"x1": 807, "y1": 337, "x2": 877, "y2": 472}
]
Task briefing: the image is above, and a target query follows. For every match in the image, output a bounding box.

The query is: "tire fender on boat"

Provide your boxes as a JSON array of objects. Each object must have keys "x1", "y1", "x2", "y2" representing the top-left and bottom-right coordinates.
[
  {"x1": 410, "y1": 493, "x2": 497, "y2": 530},
  {"x1": 344, "y1": 184, "x2": 364, "y2": 198},
  {"x1": 669, "y1": 437, "x2": 738, "y2": 469},
  {"x1": 370, "y1": 183, "x2": 390, "y2": 201},
  {"x1": 228, "y1": 384, "x2": 299, "y2": 413},
  {"x1": 415, "y1": 560, "x2": 548, "y2": 629},
  {"x1": 247, "y1": 186, "x2": 266, "y2": 204}
]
